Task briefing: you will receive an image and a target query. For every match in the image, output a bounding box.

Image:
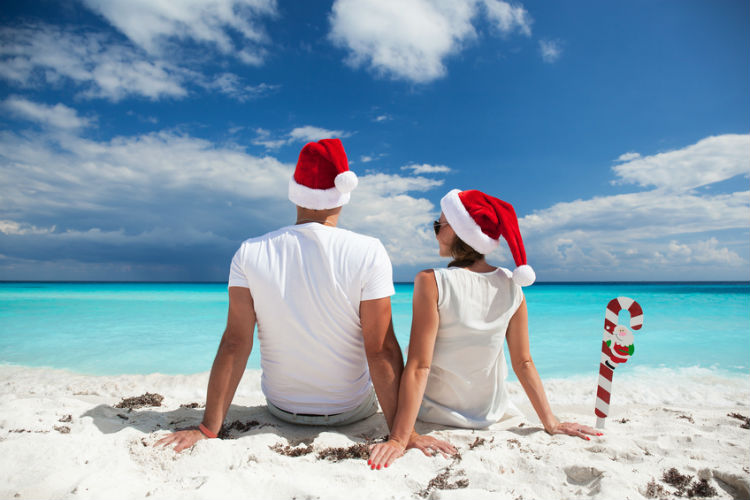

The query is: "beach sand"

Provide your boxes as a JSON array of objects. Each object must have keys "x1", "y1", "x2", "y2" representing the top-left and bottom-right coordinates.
[{"x1": 1, "y1": 365, "x2": 748, "y2": 500}]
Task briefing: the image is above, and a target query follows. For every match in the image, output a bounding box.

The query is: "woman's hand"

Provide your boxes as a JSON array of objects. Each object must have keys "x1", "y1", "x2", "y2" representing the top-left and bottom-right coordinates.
[
  {"x1": 367, "y1": 432, "x2": 457, "y2": 469},
  {"x1": 407, "y1": 432, "x2": 457, "y2": 458},
  {"x1": 154, "y1": 428, "x2": 208, "y2": 453},
  {"x1": 368, "y1": 439, "x2": 406, "y2": 470},
  {"x1": 546, "y1": 421, "x2": 602, "y2": 440}
]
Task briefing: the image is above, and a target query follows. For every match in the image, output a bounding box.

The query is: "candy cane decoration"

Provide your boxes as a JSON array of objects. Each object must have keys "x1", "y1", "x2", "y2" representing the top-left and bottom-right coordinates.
[{"x1": 595, "y1": 297, "x2": 643, "y2": 429}]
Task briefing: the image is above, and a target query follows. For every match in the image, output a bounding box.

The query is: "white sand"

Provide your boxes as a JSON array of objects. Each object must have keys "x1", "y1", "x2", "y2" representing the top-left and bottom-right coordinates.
[{"x1": 1, "y1": 364, "x2": 748, "y2": 500}]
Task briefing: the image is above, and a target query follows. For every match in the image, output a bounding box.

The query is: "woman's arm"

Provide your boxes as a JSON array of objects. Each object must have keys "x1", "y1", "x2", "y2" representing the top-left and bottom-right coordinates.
[
  {"x1": 506, "y1": 297, "x2": 600, "y2": 440},
  {"x1": 368, "y1": 270, "x2": 456, "y2": 469}
]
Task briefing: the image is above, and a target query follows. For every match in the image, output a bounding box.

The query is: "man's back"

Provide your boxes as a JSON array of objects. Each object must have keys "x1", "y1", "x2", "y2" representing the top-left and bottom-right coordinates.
[
  {"x1": 228, "y1": 222, "x2": 394, "y2": 414},
  {"x1": 156, "y1": 138, "x2": 406, "y2": 452}
]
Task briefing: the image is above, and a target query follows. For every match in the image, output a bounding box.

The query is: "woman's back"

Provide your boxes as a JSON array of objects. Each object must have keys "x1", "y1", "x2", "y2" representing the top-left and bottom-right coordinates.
[{"x1": 419, "y1": 266, "x2": 524, "y2": 428}]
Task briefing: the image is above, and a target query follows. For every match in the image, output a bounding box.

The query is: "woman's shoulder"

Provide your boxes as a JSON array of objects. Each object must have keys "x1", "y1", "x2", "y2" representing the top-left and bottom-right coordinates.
[
  {"x1": 413, "y1": 269, "x2": 439, "y2": 296},
  {"x1": 414, "y1": 268, "x2": 437, "y2": 284}
]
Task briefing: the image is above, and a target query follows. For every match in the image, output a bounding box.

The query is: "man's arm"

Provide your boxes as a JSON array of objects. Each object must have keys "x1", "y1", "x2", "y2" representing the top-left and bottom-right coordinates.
[
  {"x1": 155, "y1": 286, "x2": 256, "y2": 452},
  {"x1": 360, "y1": 296, "x2": 403, "y2": 431}
]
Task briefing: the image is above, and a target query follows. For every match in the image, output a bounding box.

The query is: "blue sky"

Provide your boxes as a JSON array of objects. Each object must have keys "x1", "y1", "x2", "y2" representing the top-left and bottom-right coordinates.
[{"x1": 0, "y1": 0, "x2": 748, "y2": 282}]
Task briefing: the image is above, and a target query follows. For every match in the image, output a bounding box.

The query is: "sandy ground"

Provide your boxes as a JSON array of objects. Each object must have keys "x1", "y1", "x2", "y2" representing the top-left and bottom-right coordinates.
[{"x1": 0, "y1": 364, "x2": 748, "y2": 500}]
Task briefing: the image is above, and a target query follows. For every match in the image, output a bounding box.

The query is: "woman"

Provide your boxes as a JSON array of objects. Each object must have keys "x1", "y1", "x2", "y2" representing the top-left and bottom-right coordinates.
[{"x1": 368, "y1": 189, "x2": 600, "y2": 470}]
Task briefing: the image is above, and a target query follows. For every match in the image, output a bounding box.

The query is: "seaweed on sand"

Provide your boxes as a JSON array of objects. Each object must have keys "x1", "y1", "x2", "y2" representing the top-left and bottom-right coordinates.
[
  {"x1": 218, "y1": 420, "x2": 260, "y2": 439},
  {"x1": 418, "y1": 467, "x2": 469, "y2": 498},
  {"x1": 662, "y1": 467, "x2": 693, "y2": 495},
  {"x1": 316, "y1": 443, "x2": 370, "y2": 462},
  {"x1": 728, "y1": 412, "x2": 750, "y2": 429},
  {"x1": 644, "y1": 479, "x2": 668, "y2": 499},
  {"x1": 661, "y1": 468, "x2": 718, "y2": 498},
  {"x1": 114, "y1": 393, "x2": 164, "y2": 410},
  {"x1": 270, "y1": 443, "x2": 314, "y2": 457},
  {"x1": 686, "y1": 479, "x2": 718, "y2": 498},
  {"x1": 468, "y1": 437, "x2": 486, "y2": 450}
]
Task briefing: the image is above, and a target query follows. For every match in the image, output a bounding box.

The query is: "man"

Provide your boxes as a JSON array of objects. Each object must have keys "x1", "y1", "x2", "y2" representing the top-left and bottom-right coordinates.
[{"x1": 156, "y1": 138, "x2": 405, "y2": 453}]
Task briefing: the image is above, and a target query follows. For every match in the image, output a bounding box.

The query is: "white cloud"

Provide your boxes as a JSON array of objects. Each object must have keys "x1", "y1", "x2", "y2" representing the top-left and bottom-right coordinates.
[
  {"x1": 666, "y1": 238, "x2": 744, "y2": 266},
  {"x1": 252, "y1": 126, "x2": 352, "y2": 150},
  {"x1": 81, "y1": 0, "x2": 277, "y2": 65},
  {"x1": 0, "y1": 25, "x2": 187, "y2": 101},
  {"x1": 251, "y1": 128, "x2": 288, "y2": 149},
  {"x1": 1, "y1": 96, "x2": 93, "y2": 130},
  {"x1": 0, "y1": 128, "x2": 292, "y2": 222},
  {"x1": 288, "y1": 125, "x2": 350, "y2": 143},
  {"x1": 402, "y1": 163, "x2": 452, "y2": 174},
  {"x1": 359, "y1": 152, "x2": 388, "y2": 164},
  {"x1": 203, "y1": 74, "x2": 279, "y2": 101},
  {"x1": 0, "y1": 220, "x2": 56, "y2": 236},
  {"x1": 373, "y1": 114, "x2": 390, "y2": 122},
  {"x1": 521, "y1": 190, "x2": 749, "y2": 240},
  {"x1": 0, "y1": 24, "x2": 275, "y2": 102},
  {"x1": 482, "y1": 0, "x2": 532, "y2": 36},
  {"x1": 328, "y1": 0, "x2": 531, "y2": 83},
  {"x1": 345, "y1": 173, "x2": 445, "y2": 264},
  {"x1": 616, "y1": 152, "x2": 641, "y2": 162},
  {"x1": 518, "y1": 134, "x2": 750, "y2": 280},
  {"x1": 612, "y1": 134, "x2": 750, "y2": 190},
  {"x1": 0, "y1": 121, "x2": 449, "y2": 276},
  {"x1": 538, "y1": 39, "x2": 562, "y2": 63},
  {"x1": 354, "y1": 173, "x2": 443, "y2": 196}
]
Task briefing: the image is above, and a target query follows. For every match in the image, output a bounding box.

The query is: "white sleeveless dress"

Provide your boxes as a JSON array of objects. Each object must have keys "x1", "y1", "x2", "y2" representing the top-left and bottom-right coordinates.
[{"x1": 417, "y1": 266, "x2": 524, "y2": 429}]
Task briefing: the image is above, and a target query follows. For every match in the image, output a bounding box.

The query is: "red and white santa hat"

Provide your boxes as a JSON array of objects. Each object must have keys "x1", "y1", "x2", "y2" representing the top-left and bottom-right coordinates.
[
  {"x1": 288, "y1": 138, "x2": 358, "y2": 210},
  {"x1": 440, "y1": 189, "x2": 535, "y2": 286}
]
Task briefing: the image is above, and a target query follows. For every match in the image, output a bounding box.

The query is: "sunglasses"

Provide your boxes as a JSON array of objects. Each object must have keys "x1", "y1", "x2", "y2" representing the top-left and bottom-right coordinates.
[{"x1": 433, "y1": 220, "x2": 450, "y2": 235}]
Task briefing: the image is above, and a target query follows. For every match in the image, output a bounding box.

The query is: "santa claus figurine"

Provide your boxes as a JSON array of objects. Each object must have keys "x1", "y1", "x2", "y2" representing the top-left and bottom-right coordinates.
[{"x1": 604, "y1": 325, "x2": 635, "y2": 365}]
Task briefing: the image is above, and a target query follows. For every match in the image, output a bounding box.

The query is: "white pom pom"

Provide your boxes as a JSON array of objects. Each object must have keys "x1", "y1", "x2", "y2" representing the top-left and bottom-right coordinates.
[
  {"x1": 334, "y1": 170, "x2": 358, "y2": 193},
  {"x1": 512, "y1": 265, "x2": 536, "y2": 287}
]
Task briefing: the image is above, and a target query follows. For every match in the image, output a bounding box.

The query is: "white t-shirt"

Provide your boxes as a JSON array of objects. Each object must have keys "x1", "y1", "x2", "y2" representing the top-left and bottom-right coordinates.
[
  {"x1": 228, "y1": 223, "x2": 395, "y2": 414},
  {"x1": 418, "y1": 266, "x2": 524, "y2": 428}
]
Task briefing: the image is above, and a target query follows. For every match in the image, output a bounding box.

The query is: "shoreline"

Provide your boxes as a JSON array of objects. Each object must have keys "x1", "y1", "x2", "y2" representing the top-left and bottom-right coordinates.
[
  {"x1": 0, "y1": 361, "x2": 747, "y2": 383},
  {"x1": 1, "y1": 365, "x2": 748, "y2": 499}
]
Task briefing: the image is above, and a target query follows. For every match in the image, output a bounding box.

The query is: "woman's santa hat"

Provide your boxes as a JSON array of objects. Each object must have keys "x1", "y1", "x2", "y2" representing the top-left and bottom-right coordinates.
[
  {"x1": 288, "y1": 138, "x2": 358, "y2": 210},
  {"x1": 440, "y1": 189, "x2": 536, "y2": 287}
]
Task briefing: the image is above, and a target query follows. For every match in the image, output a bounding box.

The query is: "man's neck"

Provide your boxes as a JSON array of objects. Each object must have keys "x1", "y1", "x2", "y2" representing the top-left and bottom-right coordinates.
[
  {"x1": 296, "y1": 218, "x2": 336, "y2": 227},
  {"x1": 295, "y1": 206, "x2": 341, "y2": 227}
]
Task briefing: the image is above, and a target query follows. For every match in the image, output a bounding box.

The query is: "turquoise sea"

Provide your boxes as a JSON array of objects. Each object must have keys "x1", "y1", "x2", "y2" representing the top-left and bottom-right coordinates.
[{"x1": 0, "y1": 282, "x2": 748, "y2": 380}]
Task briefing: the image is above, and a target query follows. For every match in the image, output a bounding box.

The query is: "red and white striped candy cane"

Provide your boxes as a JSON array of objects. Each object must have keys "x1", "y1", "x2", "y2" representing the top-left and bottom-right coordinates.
[{"x1": 595, "y1": 296, "x2": 643, "y2": 429}]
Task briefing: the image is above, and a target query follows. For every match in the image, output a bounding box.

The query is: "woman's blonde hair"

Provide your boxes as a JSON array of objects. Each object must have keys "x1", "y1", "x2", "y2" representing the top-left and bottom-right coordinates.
[{"x1": 448, "y1": 235, "x2": 484, "y2": 268}]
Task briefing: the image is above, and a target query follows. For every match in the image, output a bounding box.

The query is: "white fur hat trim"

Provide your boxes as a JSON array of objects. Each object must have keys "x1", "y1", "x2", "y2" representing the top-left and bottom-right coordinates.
[
  {"x1": 288, "y1": 177, "x2": 351, "y2": 210},
  {"x1": 440, "y1": 189, "x2": 499, "y2": 255}
]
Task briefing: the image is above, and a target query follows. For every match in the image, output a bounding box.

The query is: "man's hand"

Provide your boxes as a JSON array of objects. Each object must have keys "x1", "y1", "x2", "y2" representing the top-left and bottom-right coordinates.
[{"x1": 154, "y1": 428, "x2": 209, "y2": 453}]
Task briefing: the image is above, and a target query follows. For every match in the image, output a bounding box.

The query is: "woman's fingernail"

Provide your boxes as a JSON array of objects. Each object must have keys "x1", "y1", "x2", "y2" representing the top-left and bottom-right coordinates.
[
  {"x1": 586, "y1": 437, "x2": 591, "y2": 441},
  {"x1": 597, "y1": 433, "x2": 603, "y2": 436},
  {"x1": 377, "y1": 465, "x2": 382, "y2": 470},
  {"x1": 385, "y1": 463, "x2": 389, "y2": 468},
  {"x1": 367, "y1": 460, "x2": 371, "y2": 465}
]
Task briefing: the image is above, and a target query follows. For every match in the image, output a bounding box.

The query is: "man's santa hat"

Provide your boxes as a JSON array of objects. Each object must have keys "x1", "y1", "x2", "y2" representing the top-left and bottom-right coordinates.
[
  {"x1": 288, "y1": 138, "x2": 358, "y2": 210},
  {"x1": 440, "y1": 189, "x2": 535, "y2": 287}
]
